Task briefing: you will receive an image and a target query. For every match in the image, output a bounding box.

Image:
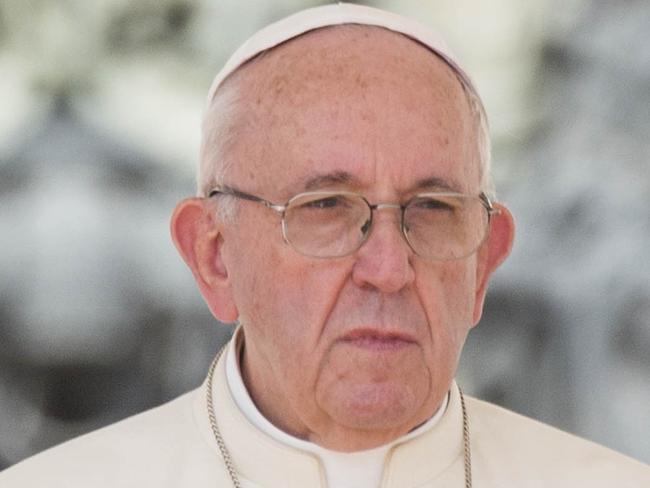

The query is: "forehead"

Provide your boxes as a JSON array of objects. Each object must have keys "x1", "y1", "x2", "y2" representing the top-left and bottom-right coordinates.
[{"x1": 222, "y1": 25, "x2": 478, "y2": 197}]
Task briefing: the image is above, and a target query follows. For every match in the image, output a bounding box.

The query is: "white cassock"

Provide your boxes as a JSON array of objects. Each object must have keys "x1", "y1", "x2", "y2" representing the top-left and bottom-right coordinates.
[{"x1": 2, "y1": 329, "x2": 649, "y2": 487}]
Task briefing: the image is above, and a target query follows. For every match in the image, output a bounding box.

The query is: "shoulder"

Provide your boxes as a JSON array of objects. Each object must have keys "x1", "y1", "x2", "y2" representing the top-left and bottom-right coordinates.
[
  {"x1": 466, "y1": 396, "x2": 650, "y2": 487},
  {"x1": 0, "y1": 387, "x2": 225, "y2": 487}
]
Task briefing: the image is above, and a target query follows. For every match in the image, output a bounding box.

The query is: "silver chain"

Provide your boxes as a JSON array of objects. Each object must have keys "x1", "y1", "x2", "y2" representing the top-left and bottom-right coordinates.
[
  {"x1": 206, "y1": 344, "x2": 241, "y2": 488},
  {"x1": 206, "y1": 344, "x2": 473, "y2": 488},
  {"x1": 459, "y1": 386, "x2": 473, "y2": 488}
]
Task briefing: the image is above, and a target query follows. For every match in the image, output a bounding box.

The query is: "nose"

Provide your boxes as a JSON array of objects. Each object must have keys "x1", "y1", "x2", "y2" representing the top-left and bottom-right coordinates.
[{"x1": 351, "y1": 210, "x2": 415, "y2": 293}]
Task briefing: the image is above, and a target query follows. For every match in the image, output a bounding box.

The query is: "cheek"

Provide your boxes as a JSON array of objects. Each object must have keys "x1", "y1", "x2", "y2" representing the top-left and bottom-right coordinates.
[
  {"x1": 229, "y1": 226, "x2": 348, "y2": 359},
  {"x1": 440, "y1": 261, "x2": 477, "y2": 322},
  {"x1": 416, "y1": 259, "x2": 478, "y2": 353}
]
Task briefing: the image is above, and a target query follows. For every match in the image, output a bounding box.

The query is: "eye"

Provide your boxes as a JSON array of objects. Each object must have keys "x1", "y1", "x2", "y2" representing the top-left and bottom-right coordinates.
[
  {"x1": 303, "y1": 195, "x2": 347, "y2": 210},
  {"x1": 411, "y1": 196, "x2": 455, "y2": 212}
]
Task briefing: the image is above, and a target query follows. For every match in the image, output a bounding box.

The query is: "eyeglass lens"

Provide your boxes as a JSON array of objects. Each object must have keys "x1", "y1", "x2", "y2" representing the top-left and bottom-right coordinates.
[{"x1": 282, "y1": 192, "x2": 489, "y2": 260}]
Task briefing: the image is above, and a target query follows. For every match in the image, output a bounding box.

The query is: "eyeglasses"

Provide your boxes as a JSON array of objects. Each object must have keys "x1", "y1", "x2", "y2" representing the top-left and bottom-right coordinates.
[{"x1": 209, "y1": 186, "x2": 498, "y2": 260}]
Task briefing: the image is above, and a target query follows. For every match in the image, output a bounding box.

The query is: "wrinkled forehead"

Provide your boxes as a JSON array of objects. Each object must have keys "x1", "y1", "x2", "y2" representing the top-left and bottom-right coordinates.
[
  {"x1": 198, "y1": 4, "x2": 489, "y2": 198},
  {"x1": 226, "y1": 24, "x2": 465, "y2": 111},
  {"x1": 219, "y1": 28, "x2": 477, "y2": 194}
]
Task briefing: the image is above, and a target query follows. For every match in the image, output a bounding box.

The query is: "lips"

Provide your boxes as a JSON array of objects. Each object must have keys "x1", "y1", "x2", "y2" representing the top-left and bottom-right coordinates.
[{"x1": 340, "y1": 328, "x2": 416, "y2": 351}]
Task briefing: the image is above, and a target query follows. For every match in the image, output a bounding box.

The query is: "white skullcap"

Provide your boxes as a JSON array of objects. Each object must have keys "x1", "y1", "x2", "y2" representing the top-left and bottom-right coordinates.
[{"x1": 206, "y1": 2, "x2": 483, "y2": 108}]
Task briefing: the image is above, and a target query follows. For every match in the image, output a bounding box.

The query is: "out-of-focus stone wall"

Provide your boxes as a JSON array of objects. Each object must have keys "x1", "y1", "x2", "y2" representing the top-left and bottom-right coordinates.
[{"x1": 459, "y1": 0, "x2": 650, "y2": 462}]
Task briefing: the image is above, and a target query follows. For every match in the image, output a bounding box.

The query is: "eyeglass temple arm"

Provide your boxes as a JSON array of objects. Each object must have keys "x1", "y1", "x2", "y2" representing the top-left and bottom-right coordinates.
[
  {"x1": 479, "y1": 192, "x2": 500, "y2": 217},
  {"x1": 208, "y1": 187, "x2": 286, "y2": 212}
]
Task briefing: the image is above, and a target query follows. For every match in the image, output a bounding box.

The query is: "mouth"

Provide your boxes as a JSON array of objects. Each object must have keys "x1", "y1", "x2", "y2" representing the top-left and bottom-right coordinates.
[{"x1": 339, "y1": 328, "x2": 417, "y2": 351}]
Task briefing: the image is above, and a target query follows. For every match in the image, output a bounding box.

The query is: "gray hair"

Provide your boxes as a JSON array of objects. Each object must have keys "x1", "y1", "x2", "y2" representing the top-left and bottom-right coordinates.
[
  {"x1": 197, "y1": 27, "x2": 494, "y2": 220},
  {"x1": 198, "y1": 77, "x2": 242, "y2": 218}
]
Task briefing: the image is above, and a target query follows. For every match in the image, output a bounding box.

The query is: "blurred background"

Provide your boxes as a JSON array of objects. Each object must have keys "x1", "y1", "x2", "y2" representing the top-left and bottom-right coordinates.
[{"x1": 0, "y1": 0, "x2": 648, "y2": 470}]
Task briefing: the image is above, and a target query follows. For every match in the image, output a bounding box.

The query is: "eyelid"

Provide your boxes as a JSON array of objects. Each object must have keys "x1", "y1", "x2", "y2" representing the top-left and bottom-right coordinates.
[
  {"x1": 287, "y1": 190, "x2": 363, "y2": 206},
  {"x1": 404, "y1": 191, "x2": 465, "y2": 206}
]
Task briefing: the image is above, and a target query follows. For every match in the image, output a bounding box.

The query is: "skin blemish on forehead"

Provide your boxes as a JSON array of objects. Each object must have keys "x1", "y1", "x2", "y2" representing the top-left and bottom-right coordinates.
[
  {"x1": 355, "y1": 72, "x2": 369, "y2": 89},
  {"x1": 271, "y1": 75, "x2": 289, "y2": 98}
]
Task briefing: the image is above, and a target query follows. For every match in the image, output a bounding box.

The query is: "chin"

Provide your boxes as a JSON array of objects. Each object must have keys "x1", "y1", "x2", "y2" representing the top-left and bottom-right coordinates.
[
  {"x1": 321, "y1": 380, "x2": 428, "y2": 431},
  {"x1": 314, "y1": 344, "x2": 438, "y2": 431}
]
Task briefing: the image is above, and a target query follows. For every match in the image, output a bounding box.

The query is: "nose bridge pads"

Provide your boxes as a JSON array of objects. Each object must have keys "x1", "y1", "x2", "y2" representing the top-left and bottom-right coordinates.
[
  {"x1": 359, "y1": 207, "x2": 410, "y2": 251},
  {"x1": 402, "y1": 213, "x2": 410, "y2": 234},
  {"x1": 360, "y1": 218, "x2": 371, "y2": 236}
]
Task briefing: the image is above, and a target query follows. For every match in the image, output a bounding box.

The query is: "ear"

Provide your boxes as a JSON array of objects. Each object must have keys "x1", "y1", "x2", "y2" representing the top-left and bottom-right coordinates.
[
  {"x1": 170, "y1": 198, "x2": 239, "y2": 323},
  {"x1": 472, "y1": 203, "x2": 515, "y2": 325}
]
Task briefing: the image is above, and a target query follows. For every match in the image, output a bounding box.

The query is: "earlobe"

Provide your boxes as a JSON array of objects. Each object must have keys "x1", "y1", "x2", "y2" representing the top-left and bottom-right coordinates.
[
  {"x1": 471, "y1": 204, "x2": 515, "y2": 324},
  {"x1": 170, "y1": 198, "x2": 239, "y2": 323}
]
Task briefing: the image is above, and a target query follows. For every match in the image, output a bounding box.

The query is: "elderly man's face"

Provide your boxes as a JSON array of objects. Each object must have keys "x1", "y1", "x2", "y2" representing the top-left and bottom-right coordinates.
[{"x1": 176, "y1": 27, "x2": 513, "y2": 451}]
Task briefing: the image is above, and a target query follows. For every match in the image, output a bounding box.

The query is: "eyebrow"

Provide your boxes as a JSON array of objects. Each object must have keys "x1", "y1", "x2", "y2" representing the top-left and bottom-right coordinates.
[
  {"x1": 410, "y1": 176, "x2": 461, "y2": 193},
  {"x1": 295, "y1": 171, "x2": 461, "y2": 194},
  {"x1": 301, "y1": 171, "x2": 360, "y2": 191}
]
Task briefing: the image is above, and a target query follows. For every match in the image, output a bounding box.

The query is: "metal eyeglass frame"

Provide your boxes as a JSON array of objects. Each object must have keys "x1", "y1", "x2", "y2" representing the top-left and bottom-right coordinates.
[{"x1": 208, "y1": 185, "x2": 499, "y2": 260}]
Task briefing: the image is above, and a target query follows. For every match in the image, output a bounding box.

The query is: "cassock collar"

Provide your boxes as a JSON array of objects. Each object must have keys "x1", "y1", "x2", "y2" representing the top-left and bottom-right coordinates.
[{"x1": 192, "y1": 342, "x2": 464, "y2": 488}]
